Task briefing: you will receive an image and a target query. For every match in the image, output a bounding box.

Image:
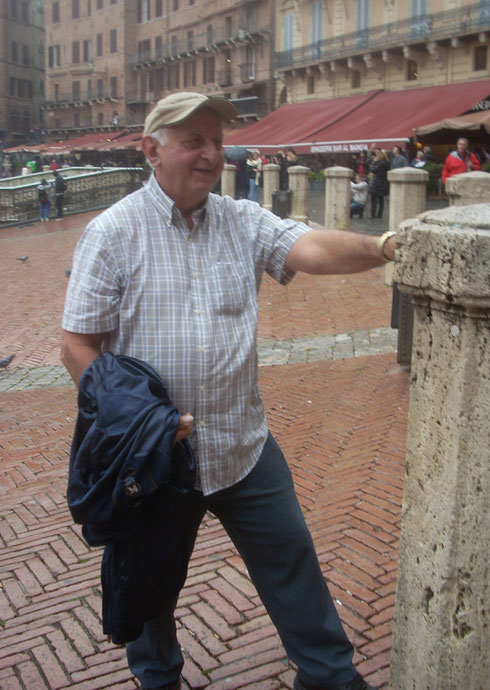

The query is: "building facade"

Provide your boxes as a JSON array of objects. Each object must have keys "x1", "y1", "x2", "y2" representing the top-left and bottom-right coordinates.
[
  {"x1": 43, "y1": 0, "x2": 275, "y2": 136},
  {"x1": 274, "y1": 0, "x2": 490, "y2": 105},
  {"x1": 0, "y1": 0, "x2": 45, "y2": 145}
]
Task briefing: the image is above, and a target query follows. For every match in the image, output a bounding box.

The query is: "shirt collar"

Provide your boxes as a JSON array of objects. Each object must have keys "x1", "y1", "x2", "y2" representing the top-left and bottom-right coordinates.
[{"x1": 145, "y1": 172, "x2": 208, "y2": 227}]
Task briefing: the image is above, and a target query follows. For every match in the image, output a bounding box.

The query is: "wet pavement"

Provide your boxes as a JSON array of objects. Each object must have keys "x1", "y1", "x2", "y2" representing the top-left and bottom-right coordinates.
[{"x1": 0, "y1": 193, "x2": 444, "y2": 689}]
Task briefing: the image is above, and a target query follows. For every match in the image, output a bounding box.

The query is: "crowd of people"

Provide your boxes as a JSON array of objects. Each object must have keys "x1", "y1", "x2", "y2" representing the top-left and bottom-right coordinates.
[{"x1": 348, "y1": 139, "x2": 488, "y2": 219}]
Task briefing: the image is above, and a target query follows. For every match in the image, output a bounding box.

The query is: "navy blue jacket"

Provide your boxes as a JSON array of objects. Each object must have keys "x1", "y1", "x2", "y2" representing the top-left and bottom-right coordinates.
[{"x1": 67, "y1": 352, "x2": 196, "y2": 643}]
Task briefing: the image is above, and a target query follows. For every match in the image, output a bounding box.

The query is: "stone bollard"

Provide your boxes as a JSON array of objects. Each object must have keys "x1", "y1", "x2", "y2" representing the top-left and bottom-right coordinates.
[
  {"x1": 390, "y1": 202, "x2": 490, "y2": 690},
  {"x1": 445, "y1": 170, "x2": 490, "y2": 206},
  {"x1": 287, "y1": 165, "x2": 309, "y2": 223},
  {"x1": 387, "y1": 167, "x2": 429, "y2": 365},
  {"x1": 263, "y1": 163, "x2": 280, "y2": 212},
  {"x1": 221, "y1": 163, "x2": 236, "y2": 199},
  {"x1": 324, "y1": 166, "x2": 352, "y2": 230}
]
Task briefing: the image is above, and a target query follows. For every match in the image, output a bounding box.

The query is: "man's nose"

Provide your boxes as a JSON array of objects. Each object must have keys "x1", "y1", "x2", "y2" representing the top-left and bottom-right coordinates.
[{"x1": 201, "y1": 139, "x2": 222, "y2": 160}]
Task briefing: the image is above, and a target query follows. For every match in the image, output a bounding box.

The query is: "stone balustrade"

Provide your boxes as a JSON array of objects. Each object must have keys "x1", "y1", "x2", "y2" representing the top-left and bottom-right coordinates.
[{"x1": 0, "y1": 167, "x2": 146, "y2": 226}]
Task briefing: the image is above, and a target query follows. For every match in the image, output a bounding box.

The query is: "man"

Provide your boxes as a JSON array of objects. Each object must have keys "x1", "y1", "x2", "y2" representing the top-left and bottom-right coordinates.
[
  {"x1": 390, "y1": 146, "x2": 408, "y2": 169},
  {"x1": 442, "y1": 137, "x2": 481, "y2": 183},
  {"x1": 53, "y1": 169, "x2": 67, "y2": 220},
  {"x1": 61, "y1": 92, "x2": 396, "y2": 690}
]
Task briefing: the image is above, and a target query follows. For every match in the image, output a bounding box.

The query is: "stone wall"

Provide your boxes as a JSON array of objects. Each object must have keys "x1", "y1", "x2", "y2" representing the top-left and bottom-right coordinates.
[{"x1": 0, "y1": 167, "x2": 146, "y2": 226}]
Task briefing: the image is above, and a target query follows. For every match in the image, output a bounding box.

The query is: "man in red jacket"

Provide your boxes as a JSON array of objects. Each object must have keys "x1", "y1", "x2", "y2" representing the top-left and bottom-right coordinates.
[{"x1": 442, "y1": 137, "x2": 481, "y2": 183}]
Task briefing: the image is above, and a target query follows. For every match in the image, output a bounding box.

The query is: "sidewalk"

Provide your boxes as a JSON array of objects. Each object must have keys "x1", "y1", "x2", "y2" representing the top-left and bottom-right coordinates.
[{"x1": 0, "y1": 208, "x2": 410, "y2": 689}]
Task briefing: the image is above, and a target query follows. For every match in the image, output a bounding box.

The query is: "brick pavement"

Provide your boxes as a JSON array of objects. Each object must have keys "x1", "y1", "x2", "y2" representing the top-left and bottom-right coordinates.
[{"x1": 0, "y1": 212, "x2": 410, "y2": 689}]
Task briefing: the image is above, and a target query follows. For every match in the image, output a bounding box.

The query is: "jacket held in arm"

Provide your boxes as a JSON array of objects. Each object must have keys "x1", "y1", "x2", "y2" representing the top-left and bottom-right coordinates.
[{"x1": 67, "y1": 352, "x2": 197, "y2": 644}]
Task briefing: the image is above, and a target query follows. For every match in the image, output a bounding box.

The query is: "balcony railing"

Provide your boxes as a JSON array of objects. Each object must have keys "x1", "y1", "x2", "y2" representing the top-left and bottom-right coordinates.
[
  {"x1": 229, "y1": 96, "x2": 267, "y2": 118},
  {"x1": 130, "y1": 21, "x2": 262, "y2": 67},
  {"x1": 275, "y1": 2, "x2": 490, "y2": 70},
  {"x1": 45, "y1": 89, "x2": 120, "y2": 107}
]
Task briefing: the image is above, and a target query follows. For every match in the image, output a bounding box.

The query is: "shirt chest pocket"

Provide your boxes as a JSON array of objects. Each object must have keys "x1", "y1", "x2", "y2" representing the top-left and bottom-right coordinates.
[{"x1": 210, "y1": 262, "x2": 251, "y2": 316}]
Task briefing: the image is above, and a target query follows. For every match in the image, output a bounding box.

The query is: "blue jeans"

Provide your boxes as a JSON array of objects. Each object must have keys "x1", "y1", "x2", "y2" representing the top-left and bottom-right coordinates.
[
  {"x1": 248, "y1": 177, "x2": 259, "y2": 202},
  {"x1": 126, "y1": 434, "x2": 356, "y2": 688},
  {"x1": 40, "y1": 200, "x2": 50, "y2": 219}
]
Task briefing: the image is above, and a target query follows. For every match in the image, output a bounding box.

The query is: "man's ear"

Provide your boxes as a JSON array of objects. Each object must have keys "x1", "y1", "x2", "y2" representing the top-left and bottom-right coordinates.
[{"x1": 141, "y1": 135, "x2": 160, "y2": 168}]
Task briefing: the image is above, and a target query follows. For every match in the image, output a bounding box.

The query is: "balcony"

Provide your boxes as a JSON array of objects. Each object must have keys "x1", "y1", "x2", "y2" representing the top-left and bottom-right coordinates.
[
  {"x1": 229, "y1": 96, "x2": 267, "y2": 118},
  {"x1": 130, "y1": 23, "x2": 262, "y2": 68},
  {"x1": 45, "y1": 89, "x2": 121, "y2": 108},
  {"x1": 275, "y1": 2, "x2": 490, "y2": 71}
]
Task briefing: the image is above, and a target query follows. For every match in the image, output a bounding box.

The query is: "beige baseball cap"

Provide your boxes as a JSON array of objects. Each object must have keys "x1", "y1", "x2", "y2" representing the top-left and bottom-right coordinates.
[{"x1": 143, "y1": 91, "x2": 237, "y2": 136}]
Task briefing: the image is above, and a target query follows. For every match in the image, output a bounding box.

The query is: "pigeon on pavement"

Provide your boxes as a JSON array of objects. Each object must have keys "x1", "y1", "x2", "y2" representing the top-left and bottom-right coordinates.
[
  {"x1": 16, "y1": 256, "x2": 28, "y2": 262},
  {"x1": 65, "y1": 268, "x2": 71, "y2": 277},
  {"x1": 0, "y1": 354, "x2": 15, "y2": 369}
]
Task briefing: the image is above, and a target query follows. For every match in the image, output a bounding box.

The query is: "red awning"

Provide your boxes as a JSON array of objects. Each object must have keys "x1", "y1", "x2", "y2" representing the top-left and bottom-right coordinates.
[
  {"x1": 224, "y1": 79, "x2": 490, "y2": 154},
  {"x1": 223, "y1": 91, "x2": 379, "y2": 153}
]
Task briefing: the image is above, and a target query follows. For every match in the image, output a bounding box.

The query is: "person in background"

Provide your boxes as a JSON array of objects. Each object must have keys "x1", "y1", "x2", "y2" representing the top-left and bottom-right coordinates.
[
  {"x1": 422, "y1": 145, "x2": 434, "y2": 163},
  {"x1": 368, "y1": 149, "x2": 390, "y2": 219},
  {"x1": 442, "y1": 137, "x2": 481, "y2": 183},
  {"x1": 410, "y1": 150, "x2": 426, "y2": 168},
  {"x1": 390, "y1": 146, "x2": 408, "y2": 169},
  {"x1": 21, "y1": 163, "x2": 30, "y2": 176},
  {"x1": 53, "y1": 169, "x2": 67, "y2": 220},
  {"x1": 37, "y1": 178, "x2": 51, "y2": 221},
  {"x1": 350, "y1": 174, "x2": 369, "y2": 218},
  {"x1": 247, "y1": 150, "x2": 262, "y2": 202},
  {"x1": 50, "y1": 158, "x2": 60, "y2": 171},
  {"x1": 352, "y1": 150, "x2": 370, "y2": 177}
]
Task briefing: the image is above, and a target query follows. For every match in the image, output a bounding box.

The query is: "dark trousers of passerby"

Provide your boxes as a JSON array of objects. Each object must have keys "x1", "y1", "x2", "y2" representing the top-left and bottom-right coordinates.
[
  {"x1": 370, "y1": 194, "x2": 384, "y2": 219},
  {"x1": 39, "y1": 200, "x2": 50, "y2": 220},
  {"x1": 55, "y1": 193, "x2": 64, "y2": 219},
  {"x1": 126, "y1": 433, "x2": 356, "y2": 689}
]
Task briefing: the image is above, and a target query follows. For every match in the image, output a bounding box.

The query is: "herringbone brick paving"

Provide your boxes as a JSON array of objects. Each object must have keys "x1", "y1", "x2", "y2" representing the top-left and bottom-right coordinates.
[{"x1": 0, "y1": 214, "x2": 409, "y2": 689}]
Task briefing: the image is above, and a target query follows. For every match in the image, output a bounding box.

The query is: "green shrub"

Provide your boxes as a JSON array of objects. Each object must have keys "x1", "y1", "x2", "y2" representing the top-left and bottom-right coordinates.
[
  {"x1": 308, "y1": 169, "x2": 326, "y2": 182},
  {"x1": 482, "y1": 162, "x2": 490, "y2": 173},
  {"x1": 424, "y1": 161, "x2": 444, "y2": 196}
]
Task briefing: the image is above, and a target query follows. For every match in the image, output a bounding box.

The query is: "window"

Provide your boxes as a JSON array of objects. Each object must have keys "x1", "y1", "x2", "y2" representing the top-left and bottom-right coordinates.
[
  {"x1": 48, "y1": 45, "x2": 61, "y2": 68},
  {"x1": 184, "y1": 61, "x2": 196, "y2": 87},
  {"x1": 72, "y1": 81, "x2": 81, "y2": 100},
  {"x1": 187, "y1": 30, "x2": 193, "y2": 51},
  {"x1": 22, "y1": 44, "x2": 29, "y2": 65},
  {"x1": 96, "y1": 33, "x2": 103, "y2": 57},
  {"x1": 351, "y1": 70, "x2": 361, "y2": 88},
  {"x1": 83, "y1": 40, "x2": 91, "y2": 62},
  {"x1": 155, "y1": 68, "x2": 164, "y2": 94},
  {"x1": 140, "y1": 72, "x2": 147, "y2": 99},
  {"x1": 189, "y1": 0, "x2": 194, "y2": 4},
  {"x1": 87, "y1": 79, "x2": 92, "y2": 98},
  {"x1": 54, "y1": 84, "x2": 59, "y2": 101},
  {"x1": 156, "y1": 0, "x2": 163, "y2": 16},
  {"x1": 155, "y1": 36, "x2": 162, "y2": 58},
  {"x1": 225, "y1": 16, "x2": 232, "y2": 38},
  {"x1": 72, "y1": 0, "x2": 79, "y2": 19},
  {"x1": 10, "y1": 0, "x2": 17, "y2": 18},
  {"x1": 110, "y1": 76, "x2": 117, "y2": 97},
  {"x1": 110, "y1": 29, "x2": 117, "y2": 53},
  {"x1": 170, "y1": 35, "x2": 177, "y2": 56},
  {"x1": 474, "y1": 45, "x2": 488, "y2": 71},
  {"x1": 245, "y1": 46, "x2": 255, "y2": 79},
  {"x1": 53, "y1": 1, "x2": 60, "y2": 22},
  {"x1": 307, "y1": 75, "x2": 315, "y2": 94},
  {"x1": 72, "y1": 41, "x2": 80, "y2": 64},
  {"x1": 168, "y1": 64, "x2": 179, "y2": 89},
  {"x1": 138, "y1": 0, "x2": 150, "y2": 21},
  {"x1": 410, "y1": 0, "x2": 429, "y2": 38},
  {"x1": 406, "y1": 59, "x2": 418, "y2": 80},
  {"x1": 88, "y1": 0, "x2": 91, "y2": 16},
  {"x1": 282, "y1": 14, "x2": 294, "y2": 51},
  {"x1": 11, "y1": 41, "x2": 18, "y2": 63},
  {"x1": 311, "y1": 2, "x2": 322, "y2": 44},
  {"x1": 355, "y1": 0, "x2": 370, "y2": 48},
  {"x1": 207, "y1": 24, "x2": 213, "y2": 45},
  {"x1": 55, "y1": 118, "x2": 62, "y2": 128},
  {"x1": 203, "y1": 56, "x2": 215, "y2": 83},
  {"x1": 97, "y1": 0, "x2": 103, "y2": 9},
  {"x1": 173, "y1": 0, "x2": 178, "y2": 10},
  {"x1": 9, "y1": 78, "x2": 16, "y2": 96},
  {"x1": 138, "y1": 39, "x2": 151, "y2": 61},
  {"x1": 97, "y1": 78, "x2": 103, "y2": 97},
  {"x1": 74, "y1": 112, "x2": 80, "y2": 127},
  {"x1": 98, "y1": 112, "x2": 104, "y2": 126}
]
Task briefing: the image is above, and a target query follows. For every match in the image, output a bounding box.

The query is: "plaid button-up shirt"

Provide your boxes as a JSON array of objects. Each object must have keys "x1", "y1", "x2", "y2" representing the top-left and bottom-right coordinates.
[{"x1": 62, "y1": 174, "x2": 310, "y2": 494}]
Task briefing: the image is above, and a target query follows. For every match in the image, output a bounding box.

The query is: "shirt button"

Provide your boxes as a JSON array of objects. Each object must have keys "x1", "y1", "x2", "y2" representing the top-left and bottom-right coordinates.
[
  {"x1": 199, "y1": 385, "x2": 205, "y2": 391},
  {"x1": 192, "y1": 273, "x2": 198, "y2": 279},
  {"x1": 195, "y1": 309, "x2": 202, "y2": 315},
  {"x1": 199, "y1": 420, "x2": 205, "y2": 427}
]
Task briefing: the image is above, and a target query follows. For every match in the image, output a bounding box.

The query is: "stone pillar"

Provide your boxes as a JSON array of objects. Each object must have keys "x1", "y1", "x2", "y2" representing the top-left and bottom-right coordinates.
[
  {"x1": 221, "y1": 163, "x2": 236, "y2": 199},
  {"x1": 263, "y1": 163, "x2": 280, "y2": 212},
  {"x1": 445, "y1": 170, "x2": 490, "y2": 206},
  {"x1": 390, "y1": 203, "x2": 490, "y2": 690},
  {"x1": 288, "y1": 165, "x2": 309, "y2": 224},
  {"x1": 387, "y1": 167, "x2": 429, "y2": 365},
  {"x1": 324, "y1": 166, "x2": 352, "y2": 230}
]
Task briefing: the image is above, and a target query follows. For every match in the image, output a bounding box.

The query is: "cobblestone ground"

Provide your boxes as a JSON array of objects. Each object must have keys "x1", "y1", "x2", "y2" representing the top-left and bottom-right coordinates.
[{"x1": 0, "y1": 208, "x2": 410, "y2": 689}]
